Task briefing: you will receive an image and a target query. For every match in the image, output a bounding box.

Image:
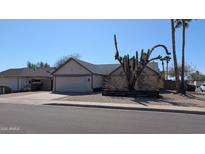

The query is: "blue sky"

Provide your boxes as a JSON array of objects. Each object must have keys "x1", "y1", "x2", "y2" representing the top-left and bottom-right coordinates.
[{"x1": 0, "y1": 19, "x2": 204, "y2": 73}]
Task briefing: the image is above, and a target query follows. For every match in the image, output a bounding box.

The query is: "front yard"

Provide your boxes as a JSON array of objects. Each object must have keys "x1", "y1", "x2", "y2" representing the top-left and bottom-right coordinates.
[
  {"x1": 0, "y1": 90, "x2": 205, "y2": 109},
  {"x1": 53, "y1": 91, "x2": 205, "y2": 108}
]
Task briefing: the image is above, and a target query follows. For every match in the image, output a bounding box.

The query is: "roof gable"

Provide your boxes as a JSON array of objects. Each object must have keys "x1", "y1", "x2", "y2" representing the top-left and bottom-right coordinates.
[{"x1": 53, "y1": 58, "x2": 92, "y2": 75}]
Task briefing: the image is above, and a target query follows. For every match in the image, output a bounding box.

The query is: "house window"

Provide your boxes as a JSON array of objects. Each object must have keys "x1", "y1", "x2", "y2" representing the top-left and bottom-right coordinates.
[{"x1": 88, "y1": 78, "x2": 90, "y2": 82}]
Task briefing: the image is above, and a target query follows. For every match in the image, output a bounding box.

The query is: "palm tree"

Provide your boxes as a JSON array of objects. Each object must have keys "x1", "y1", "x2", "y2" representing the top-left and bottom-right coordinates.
[
  {"x1": 160, "y1": 58, "x2": 165, "y2": 80},
  {"x1": 171, "y1": 19, "x2": 180, "y2": 91},
  {"x1": 175, "y1": 19, "x2": 192, "y2": 94},
  {"x1": 165, "y1": 56, "x2": 171, "y2": 80},
  {"x1": 160, "y1": 56, "x2": 171, "y2": 80}
]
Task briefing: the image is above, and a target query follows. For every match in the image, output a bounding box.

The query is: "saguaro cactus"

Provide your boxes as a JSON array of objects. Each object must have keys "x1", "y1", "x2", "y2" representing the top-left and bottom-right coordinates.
[{"x1": 114, "y1": 34, "x2": 171, "y2": 91}]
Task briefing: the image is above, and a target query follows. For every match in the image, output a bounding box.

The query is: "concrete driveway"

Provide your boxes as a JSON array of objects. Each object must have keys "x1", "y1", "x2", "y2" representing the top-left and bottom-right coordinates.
[{"x1": 0, "y1": 91, "x2": 67, "y2": 105}]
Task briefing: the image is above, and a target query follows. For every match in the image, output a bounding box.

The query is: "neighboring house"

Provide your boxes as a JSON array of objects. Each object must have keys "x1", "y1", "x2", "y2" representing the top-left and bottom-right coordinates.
[
  {"x1": 52, "y1": 58, "x2": 120, "y2": 93},
  {"x1": 0, "y1": 67, "x2": 54, "y2": 92},
  {"x1": 52, "y1": 58, "x2": 162, "y2": 93}
]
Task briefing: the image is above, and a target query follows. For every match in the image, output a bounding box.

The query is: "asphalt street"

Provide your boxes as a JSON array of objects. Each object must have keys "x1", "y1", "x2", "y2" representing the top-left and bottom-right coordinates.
[{"x1": 0, "y1": 103, "x2": 205, "y2": 133}]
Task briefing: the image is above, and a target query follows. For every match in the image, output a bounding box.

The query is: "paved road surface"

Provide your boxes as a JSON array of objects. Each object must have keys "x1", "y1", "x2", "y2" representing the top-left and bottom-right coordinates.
[{"x1": 0, "y1": 103, "x2": 205, "y2": 133}]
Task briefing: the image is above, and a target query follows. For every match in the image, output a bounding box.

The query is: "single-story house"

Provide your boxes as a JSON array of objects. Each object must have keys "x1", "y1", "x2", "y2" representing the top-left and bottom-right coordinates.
[
  {"x1": 52, "y1": 58, "x2": 120, "y2": 93},
  {"x1": 0, "y1": 67, "x2": 54, "y2": 92},
  {"x1": 52, "y1": 58, "x2": 162, "y2": 93}
]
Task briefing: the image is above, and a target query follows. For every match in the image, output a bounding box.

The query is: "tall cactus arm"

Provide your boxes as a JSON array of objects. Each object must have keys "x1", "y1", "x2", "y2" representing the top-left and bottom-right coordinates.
[
  {"x1": 132, "y1": 56, "x2": 135, "y2": 71},
  {"x1": 127, "y1": 55, "x2": 130, "y2": 70},
  {"x1": 147, "y1": 49, "x2": 152, "y2": 59},
  {"x1": 149, "y1": 44, "x2": 171, "y2": 56},
  {"x1": 140, "y1": 49, "x2": 144, "y2": 62},
  {"x1": 135, "y1": 51, "x2": 138, "y2": 70},
  {"x1": 114, "y1": 34, "x2": 123, "y2": 65},
  {"x1": 147, "y1": 44, "x2": 170, "y2": 63}
]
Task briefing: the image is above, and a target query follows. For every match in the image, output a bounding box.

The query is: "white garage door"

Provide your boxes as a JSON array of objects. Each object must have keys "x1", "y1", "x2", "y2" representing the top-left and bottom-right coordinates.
[{"x1": 55, "y1": 76, "x2": 92, "y2": 92}]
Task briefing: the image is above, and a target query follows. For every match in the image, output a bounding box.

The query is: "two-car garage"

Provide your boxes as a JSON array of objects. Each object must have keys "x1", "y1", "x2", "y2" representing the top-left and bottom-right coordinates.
[
  {"x1": 54, "y1": 76, "x2": 92, "y2": 92},
  {"x1": 52, "y1": 58, "x2": 102, "y2": 93}
]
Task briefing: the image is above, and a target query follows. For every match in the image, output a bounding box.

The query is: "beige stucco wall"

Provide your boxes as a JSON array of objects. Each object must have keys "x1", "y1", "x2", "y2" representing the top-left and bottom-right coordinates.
[
  {"x1": 54, "y1": 59, "x2": 91, "y2": 75},
  {"x1": 0, "y1": 77, "x2": 19, "y2": 91},
  {"x1": 104, "y1": 75, "x2": 128, "y2": 91},
  {"x1": 0, "y1": 77, "x2": 52, "y2": 92},
  {"x1": 92, "y1": 75, "x2": 103, "y2": 89},
  {"x1": 135, "y1": 67, "x2": 163, "y2": 91},
  {"x1": 104, "y1": 66, "x2": 163, "y2": 91},
  {"x1": 19, "y1": 77, "x2": 30, "y2": 90}
]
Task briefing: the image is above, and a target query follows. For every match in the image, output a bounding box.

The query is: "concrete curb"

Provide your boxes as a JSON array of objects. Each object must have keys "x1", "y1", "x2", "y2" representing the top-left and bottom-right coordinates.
[{"x1": 43, "y1": 103, "x2": 205, "y2": 115}]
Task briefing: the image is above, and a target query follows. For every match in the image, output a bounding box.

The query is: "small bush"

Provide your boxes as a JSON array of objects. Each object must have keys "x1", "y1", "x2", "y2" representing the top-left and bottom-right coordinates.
[{"x1": 0, "y1": 86, "x2": 12, "y2": 94}]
